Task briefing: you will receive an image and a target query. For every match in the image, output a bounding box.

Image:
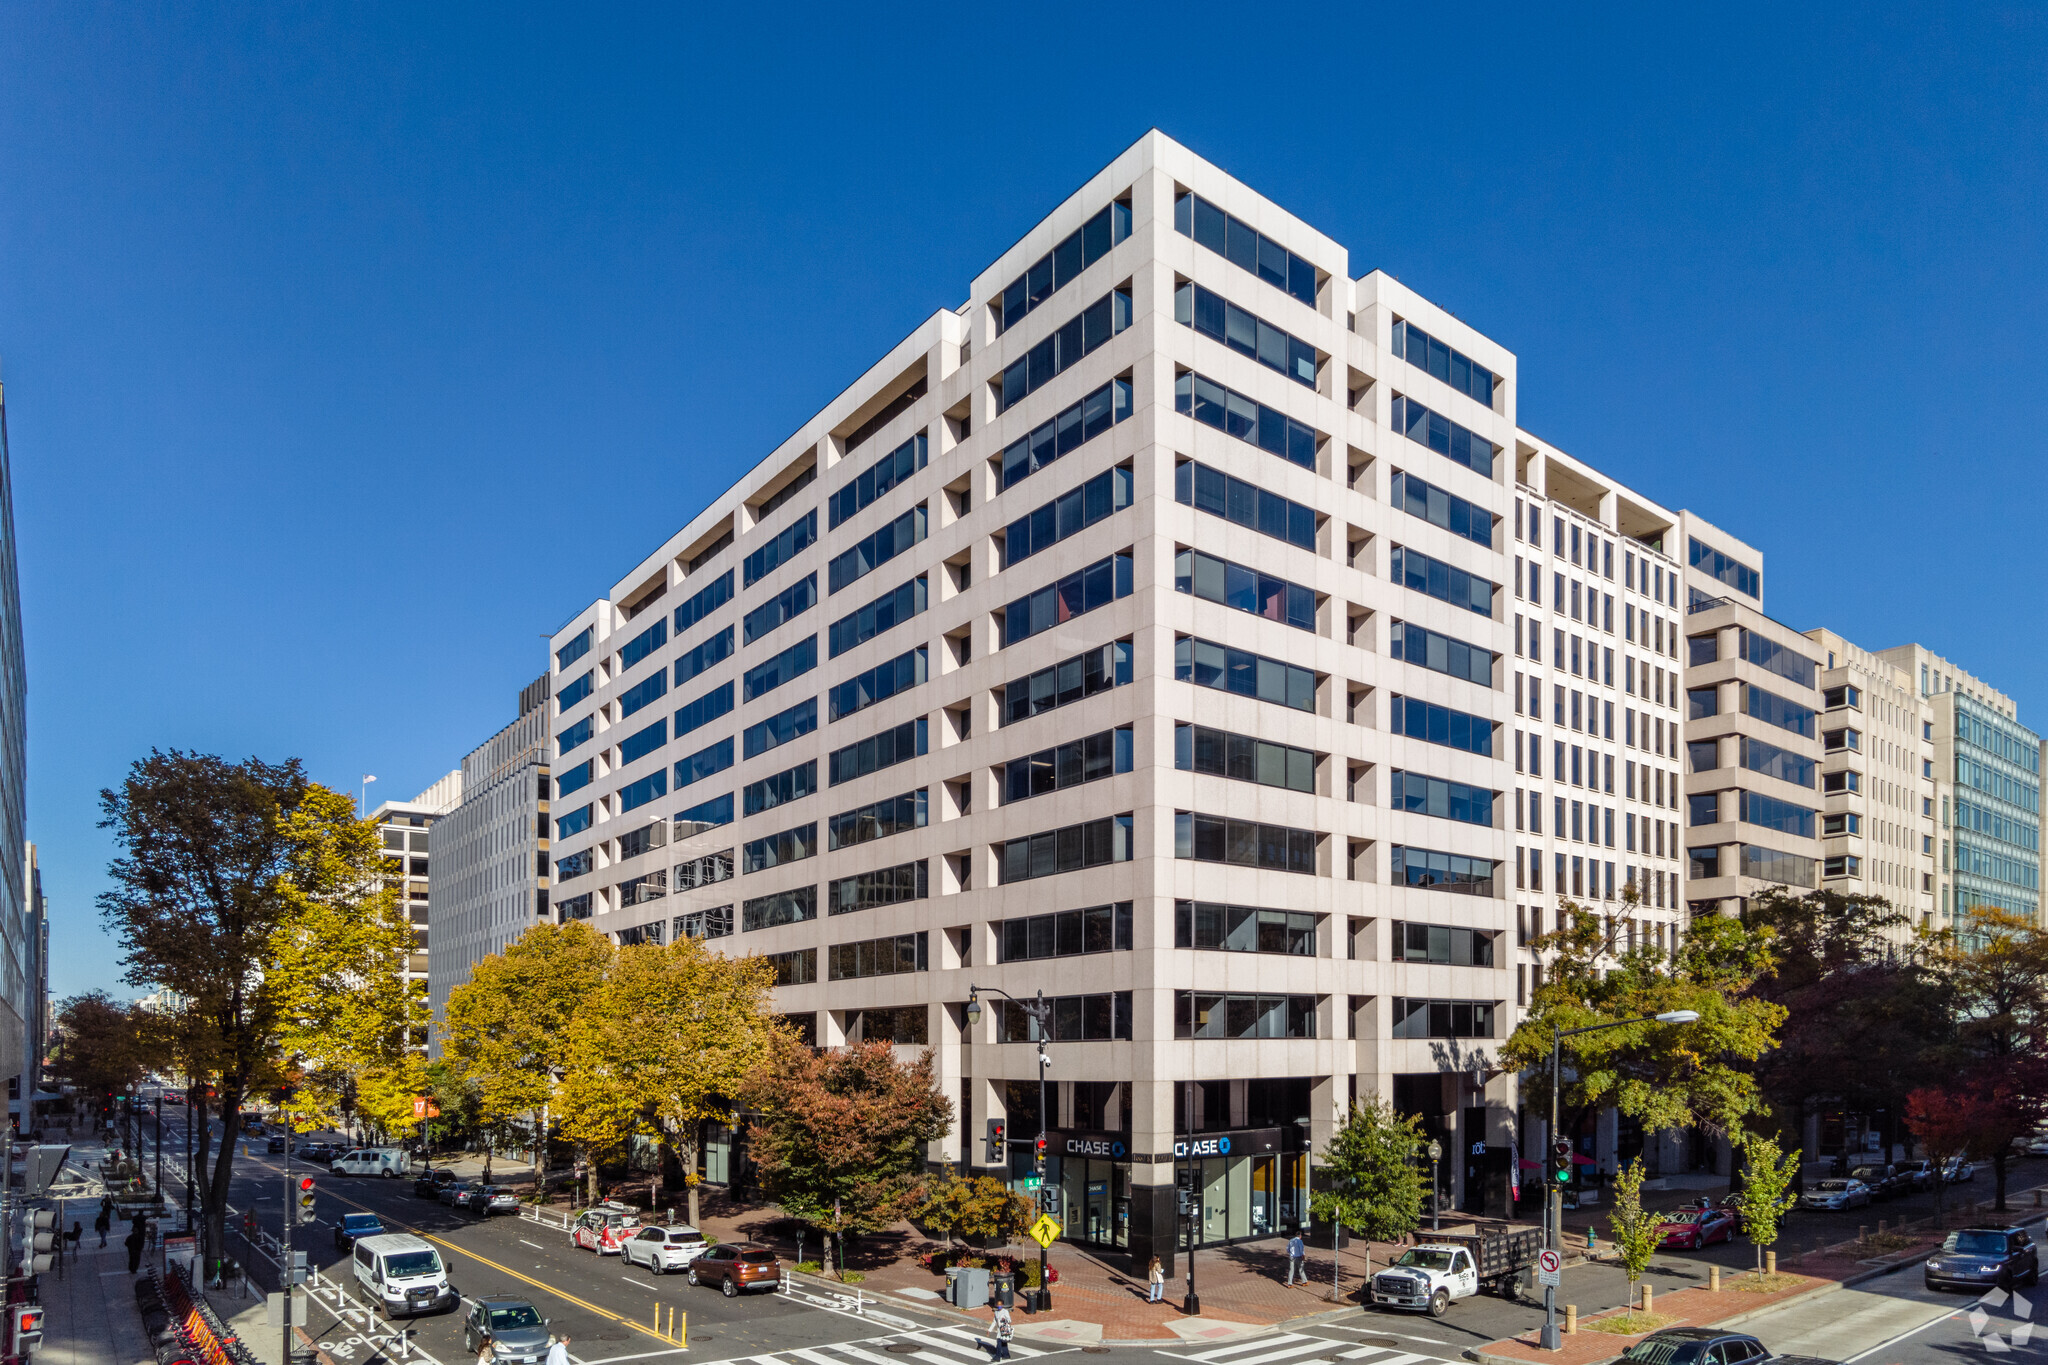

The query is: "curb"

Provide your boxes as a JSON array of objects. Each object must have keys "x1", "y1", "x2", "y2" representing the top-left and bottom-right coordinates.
[{"x1": 1464, "y1": 1277, "x2": 1845, "y2": 1365}]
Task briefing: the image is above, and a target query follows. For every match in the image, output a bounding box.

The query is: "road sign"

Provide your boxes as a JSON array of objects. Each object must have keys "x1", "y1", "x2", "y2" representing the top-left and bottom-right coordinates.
[
  {"x1": 1027, "y1": 1215, "x2": 1062, "y2": 1248},
  {"x1": 1021, "y1": 1175, "x2": 1042, "y2": 1189},
  {"x1": 1536, "y1": 1248, "x2": 1562, "y2": 1287}
]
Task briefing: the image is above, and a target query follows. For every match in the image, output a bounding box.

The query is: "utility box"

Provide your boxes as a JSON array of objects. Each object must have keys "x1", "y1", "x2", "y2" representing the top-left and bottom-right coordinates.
[{"x1": 946, "y1": 1265, "x2": 991, "y2": 1307}]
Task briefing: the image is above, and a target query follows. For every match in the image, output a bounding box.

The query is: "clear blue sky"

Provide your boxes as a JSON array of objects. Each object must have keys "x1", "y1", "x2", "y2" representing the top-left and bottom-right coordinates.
[{"x1": 5, "y1": 4, "x2": 2043, "y2": 1001}]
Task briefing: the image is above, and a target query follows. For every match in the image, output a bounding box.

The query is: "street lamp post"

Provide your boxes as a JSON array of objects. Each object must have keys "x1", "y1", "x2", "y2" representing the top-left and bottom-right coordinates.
[
  {"x1": 1427, "y1": 1140, "x2": 1443, "y2": 1232},
  {"x1": 1538, "y1": 1009, "x2": 1699, "y2": 1352},
  {"x1": 966, "y1": 986, "x2": 1054, "y2": 1311}
]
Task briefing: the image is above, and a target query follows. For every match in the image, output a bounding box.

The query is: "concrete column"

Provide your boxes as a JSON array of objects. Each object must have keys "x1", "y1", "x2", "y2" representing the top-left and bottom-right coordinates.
[
  {"x1": 932, "y1": 1001, "x2": 963, "y2": 1166},
  {"x1": 1128, "y1": 1077, "x2": 1177, "y2": 1274}
]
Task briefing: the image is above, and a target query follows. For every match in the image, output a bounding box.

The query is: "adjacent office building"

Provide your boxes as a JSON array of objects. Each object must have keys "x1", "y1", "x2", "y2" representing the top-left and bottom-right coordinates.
[
  {"x1": 426, "y1": 676, "x2": 553, "y2": 1038},
  {"x1": 369, "y1": 772, "x2": 463, "y2": 998},
  {"x1": 0, "y1": 383, "x2": 32, "y2": 1117}
]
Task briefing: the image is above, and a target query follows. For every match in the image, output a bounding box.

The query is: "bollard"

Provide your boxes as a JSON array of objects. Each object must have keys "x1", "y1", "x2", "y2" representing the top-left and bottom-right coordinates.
[
  {"x1": 1878, "y1": 1220, "x2": 1887, "y2": 1236},
  {"x1": 1709, "y1": 1266, "x2": 1721, "y2": 1292},
  {"x1": 1641, "y1": 1285, "x2": 1654, "y2": 1315},
  {"x1": 1767, "y1": 1251, "x2": 1777, "y2": 1275},
  {"x1": 2035, "y1": 1189, "x2": 2042, "y2": 1209},
  {"x1": 1858, "y1": 1225, "x2": 1867, "y2": 1242},
  {"x1": 1565, "y1": 1304, "x2": 1578, "y2": 1335}
]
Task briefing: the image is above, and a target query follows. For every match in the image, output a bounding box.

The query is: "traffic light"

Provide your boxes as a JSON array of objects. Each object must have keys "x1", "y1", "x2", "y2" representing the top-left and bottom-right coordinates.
[
  {"x1": 1038, "y1": 1185, "x2": 1062, "y2": 1216},
  {"x1": 27, "y1": 1210, "x2": 58, "y2": 1273},
  {"x1": 1552, "y1": 1139, "x2": 1574, "y2": 1185},
  {"x1": 985, "y1": 1118, "x2": 1006, "y2": 1164},
  {"x1": 11, "y1": 1305, "x2": 43, "y2": 1354},
  {"x1": 1033, "y1": 1135, "x2": 1047, "y2": 1172},
  {"x1": 296, "y1": 1176, "x2": 318, "y2": 1225}
]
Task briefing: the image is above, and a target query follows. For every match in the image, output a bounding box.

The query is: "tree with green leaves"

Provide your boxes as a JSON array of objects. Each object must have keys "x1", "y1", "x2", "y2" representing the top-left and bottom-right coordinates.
[
  {"x1": 919, "y1": 1173, "x2": 1036, "y2": 1251},
  {"x1": 48, "y1": 991, "x2": 148, "y2": 1125},
  {"x1": 98, "y1": 752, "x2": 408, "y2": 1262},
  {"x1": 1731, "y1": 1133, "x2": 1801, "y2": 1276},
  {"x1": 1606, "y1": 1160, "x2": 1664, "y2": 1325},
  {"x1": 1504, "y1": 895, "x2": 1786, "y2": 1152},
  {"x1": 742, "y1": 1035, "x2": 952, "y2": 1275},
  {"x1": 1928, "y1": 908, "x2": 2048, "y2": 1210},
  {"x1": 1309, "y1": 1095, "x2": 1427, "y2": 1243}
]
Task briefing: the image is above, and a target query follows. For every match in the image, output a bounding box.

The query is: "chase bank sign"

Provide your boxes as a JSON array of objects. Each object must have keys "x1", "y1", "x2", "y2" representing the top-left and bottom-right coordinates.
[
  {"x1": 1173, "y1": 1135, "x2": 1232, "y2": 1158},
  {"x1": 1063, "y1": 1136, "x2": 1127, "y2": 1159}
]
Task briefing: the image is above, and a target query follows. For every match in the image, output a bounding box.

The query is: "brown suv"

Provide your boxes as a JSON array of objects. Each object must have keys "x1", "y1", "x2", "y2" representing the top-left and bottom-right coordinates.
[{"x1": 686, "y1": 1242, "x2": 782, "y2": 1297}]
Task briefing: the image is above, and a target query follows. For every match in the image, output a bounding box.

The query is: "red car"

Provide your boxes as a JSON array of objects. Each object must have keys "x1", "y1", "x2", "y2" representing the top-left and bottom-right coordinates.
[
  {"x1": 570, "y1": 1205, "x2": 640, "y2": 1254},
  {"x1": 1657, "y1": 1207, "x2": 1737, "y2": 1250}
]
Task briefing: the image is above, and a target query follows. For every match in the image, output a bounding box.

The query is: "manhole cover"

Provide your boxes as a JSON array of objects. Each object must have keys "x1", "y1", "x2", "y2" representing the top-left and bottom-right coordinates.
[
  {"x1": 1082, "y1": 1347, "x2": 1113, "y2": 1355},
  {"x1": 1356, "y1": 1338, "x2": 1400, "y2": 1349},
  {"x1": 885, "y1": 1343, "x2": 923, "y2": 1354}
]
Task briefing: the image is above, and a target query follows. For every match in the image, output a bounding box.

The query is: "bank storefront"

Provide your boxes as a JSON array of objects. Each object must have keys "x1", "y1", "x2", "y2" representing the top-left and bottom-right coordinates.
[{"x1": 1043, "y1": 1127, "x2": 1309, "y2": 1251}]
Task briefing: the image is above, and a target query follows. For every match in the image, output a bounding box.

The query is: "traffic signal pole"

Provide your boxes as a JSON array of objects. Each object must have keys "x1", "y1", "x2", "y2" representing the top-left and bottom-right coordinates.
[
  {"x1": 282, "y1": 1146, "x2": 293, "y2": 1365},
  {"x1": 1542, "y1": 1025, "x2": 1561, "y2": 1352}
]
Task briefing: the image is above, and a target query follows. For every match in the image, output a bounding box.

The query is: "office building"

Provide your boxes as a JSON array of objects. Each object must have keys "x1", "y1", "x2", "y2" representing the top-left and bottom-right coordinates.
[
  {"x1": 370, "y1": 771, "x2": 462, "y2": 998},
  {"x1": 0, "y1": 384, "x2": 30, "y2": 1115},
  {"x1": 427, "y1": 676, "x2": 553, "y2": 1038}
]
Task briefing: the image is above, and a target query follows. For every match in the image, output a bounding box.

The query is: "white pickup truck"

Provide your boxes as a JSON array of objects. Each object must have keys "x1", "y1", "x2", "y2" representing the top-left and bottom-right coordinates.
[{"x1": 1369, "y1": 1229, "x2": 1541, "y2": 1317}]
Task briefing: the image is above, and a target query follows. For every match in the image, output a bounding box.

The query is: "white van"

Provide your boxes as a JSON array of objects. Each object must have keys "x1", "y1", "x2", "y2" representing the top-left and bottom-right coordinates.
[
  {"x1": 351, "y1": 1233, "x2": 457, "y2": 1317},
  {"x1": 331, "y1": 1147, "x2": 407, "y2": 1178}
]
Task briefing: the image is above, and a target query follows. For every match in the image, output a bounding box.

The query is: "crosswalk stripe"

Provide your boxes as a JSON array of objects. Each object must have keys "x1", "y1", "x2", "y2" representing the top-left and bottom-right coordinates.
[
  {"x1": 1188, "y1": 1337, "x2": 1324, "y2": 1365},
  {"x1": 789, "y1": 1349, "x2": 852, "y2": 1365},
  {"x1": 1340, "y1": 1350, "x2": 1433, "y2": 1364},
  {"x1": 829, "y1": 1346, "x2": 913, "y2": 1365},
  {"x1": 909, "y1": 1332, "x2": 997, "y2": 1359}
]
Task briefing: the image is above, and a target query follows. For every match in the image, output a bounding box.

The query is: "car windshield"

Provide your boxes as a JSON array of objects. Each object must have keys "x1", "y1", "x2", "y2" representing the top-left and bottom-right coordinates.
[
  {"x1": 385, "y1": 1251, "x2": 440, "y2": 1278},
  {"x1": 489, "y1": 1306, "x2": 543, "y2": 1330},
  {"x1": 1813, "y1": 1181, "x2": 1849, "y2": 1192},
  {"x1": 1393, "y1": 1250, "x2": 1455, "y2": 1271},
  {"x1": 1946, "y1": 1231, "x2": 2008, "y2": 1256},
  {"x1": 343, "y1": 1216, "x2": 381, "y2": 1231},
  {"x1": 741, "y1": 1250, "x2": 778, "y2": 1263},
  {"x1": 1621, "y1": 1339, "x2": 1701, "y2": 1365}
]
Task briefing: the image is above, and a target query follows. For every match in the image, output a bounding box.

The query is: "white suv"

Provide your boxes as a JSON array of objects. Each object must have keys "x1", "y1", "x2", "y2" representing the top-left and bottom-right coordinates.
[{"x1": 623, "y1": 1225, "x2": 709, "y2": 1275}]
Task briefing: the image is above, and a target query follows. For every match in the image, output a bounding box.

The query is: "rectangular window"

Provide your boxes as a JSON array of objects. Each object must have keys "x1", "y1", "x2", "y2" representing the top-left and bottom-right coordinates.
[
  {"x1": 1822, "y1": 812, "x2": 1861, "y2": 836},
  {"x1": 675, "y1": 570, "x2": 734, "y2": 634},
  {"x1": 1009, "y1": 726, "x2": 1134, "y2": 802},
  {"x1": 828, "y1": 930, "x2": 928, "y2": 982},
  {"x1": 1389, "y1": 621, "x2": 1495, "y2": 687},
  {"x1": 616, "y1": 869, "x2": 667, "y2": 909},
  {"x1": 1689, "y1": 536, "x2": 1761, "y2": 598},
  {"x1": 743, "y1": 759, "x2": 817, "y2": 817},
  {"x1": 673, "y1": 625, "x2": 735, "y2": 687},
  {"x1": 673, "y1": 902, "x2": 733, "y2": 941},
  {"x1": 1388, "y1": 394, "x2": 1497, "y2": 479},
  {"x1": 762, "y1": 946, "x2": 814, "y2": 985},
  {"x1": 741, "y1": 884, "x2": 817, "y2": 932},
  {"x1": 674, "y1": 849, "x2": 733, "y2": 889},
  {"x1": 1002, "y1": 552, "x2": 1133, "y2": 646},
  {"x1": 1005, "y1": 466, "x2": 1133, "y2": 568},
  {"x1": 1392, "y1": 922, "x2": 1495, "y2": 966},
  {"x1": 554, "y1": 849, "x2": 592, "y2": 882},
  {"x1": 828, "y1": 505, "x2": 927, "y2": 595},
  {"x1": 828, "y1": 789, "x2": 927, "y2": 851},
  {"x1": 1174, "y1": 191, "x2": 1319, "y2": 306},
  {"x1": 1174, "y1": 370, "x2": 1319, "y2": 470},
  {"x1": 1174, "y1": 281, "x2": 1317, "y2": 386},
  {"x1": 1174, "y1": 458, "x2": 1315, "y2": 551},
  {"x1": 742, "y1": 509, "x2": 817, "y2": 588},
  {"x1": 827, "y1": 860, "x2": 927, "y2": 916},
  {"x1": 1740, "y1": 843, "x2": 1819, "y2": 889},
  {"x1": 1390, "y1": 845, "x2": 1497, "y2": 896},
  {"x1": 1740, "y1": 737, "x2": 1816, "y2": 787},
  {"x1": 742, "y1": 695, "x2": 817, "y2": 758},
  {"x1": 1390, "y1": 998, "x2": 1496, "y2": 1039},
  {"x1": 673, "y1": 792, "x2": 734, "y2": 835},
  {"x1": 827, "y1": 575, "x2": 926, "y2": 658},
  {"x1": 556, "y1": 626, "x2": 593, "y2": 671},
  {"x1": 1388, "y1": 696, "x2": 1493, "y2": 756},
  {"x1": 618, "y1": 670, "x2": 668, "y2": 719},
  {"x1": 620, "y1": 618, "x2": 667, "y2": 670},
  {"x1": 1745, "y1": 684, "x2": 1819, "y2": 738},
  {"x1": 1743, "y1": 791, "x2": 1818, "y2": 838},
  {"x1": 742, "y1": 823, "x2": 817, "y2": 874},
  {"x1": 999, "y1": 377, "x2": 1135, "y2": 492},
  {"x1": 1175, "y1": 548, "x2": 1317, "y2": 630},
  {"x1": 829, "y1": 432, "x2": 928, "y2": 529},
  {"x1": 1175, "y1": 724, "x2": 1311, "y2": 793},
  {"x1": 829, "y1": 718, "x2": 928, "y2": 786},
  {"x1": 1741, "y1": 629, "x2": 1819, "y2": 689},
  {"x1": 998, "y1": 287, "x2": 1133, "y2": 413},
  {"x1": 1001, "y1": 902, "x2": 1135, "y2": 961},
  {"x1": 1389, "y1": 319, "x2": 1497, "y2": 406},
  {"x1": 557, "y1": 671, "x2": 593, "y2": 711},
  {"x1": 996, "y1": 814, "x2": 1134, "y2": 884},
  {"x1": 742, "y1": 636, "x2": 817, "y2": 701},
  {"x1": 1389, "y1": 470, "x2": 1494, "y2": 548},
  {"x1": 1390, "y1": 546, "x2": 1496, "y2": 617},
  {"x1": 557, "y1": 714, "x2": 595, "y2": 757},
  {"x1": 1173, "y1": 810, "x2": 1318, "y2": 875},
  {"x1": 1390, "y1": 771, "x2": 1496, "y2": 826},
  {"x1": 742, "y1": 574, "x2": 818, "y2": 644},
  {"x1": 997, "y1": 199, "x2": 1132, "y2": 333},
  {"x1": 674, "y1": 681, "x2": 736, "y2": 739},
  {"x1": 830, "y1": 646, "x2": 927, "y2": 723},
  {"x1": 1174, "y1": 901, "x2": 1314, "y2": 955},
  {"x1": 1175, "y1": 992, "x2": 1318, "y2": 1040},
  {"x1": 673, "y1": 736, "x2": 734, "y2": 791},
  {"x1": 1004, "y1": 639, "x2": 1132, "y2": 725},
  {"x1": 1004, "y1": 992, "x2": 1134, "y2": 1042},
  {"x1": 1176, "y1": 636, "x2": 1315, "y2": 712},
  {"x1": 555, "y1": 804, "x2": 592, "y2": 839},
  {"x1": 556, "y1": 759, "x2": 594, "y2": 797},
  {"x1": 617, "y1": 770, "x2": 667, "y2": 813}
]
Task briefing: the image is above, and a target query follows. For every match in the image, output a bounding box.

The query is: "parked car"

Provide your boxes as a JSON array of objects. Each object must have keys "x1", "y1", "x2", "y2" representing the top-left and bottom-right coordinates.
[
  {"x1": 1620, "y1": 1327, "x2": 1839, "y2": 1365},
  {"x1": 1898, "y1": 1159, "x2": 1939, "y2": 1192},
  {"x1": 1657, "y1": 1207, "x2": 1737, "y2": 1250},
  {"x1": 686, "y1": 1242, "x2": 782, "y2": 1296},
  {"x1": 2022, "y1": 1135, "x2": 2048, "y2": 1157},
  {"x1": 440, "y1": 1181, "x2": 475, "y2": 1208},
  {"x1": 571, "y1": 1206, "x2": 640, "y2": 1254},
  {"x1": 334, "y1": 1212, "x2": 384, "y2": 1251},
  {"x1": 1925, "y1": 1224, "x2": 2040, "y2": 1293},
  {"x1": 1943, "y1": 1157, "x2": 1978, "y2": 1184},
  {"x1": 1849, "y1": 1164, "x2": 1909, "y2": 1200},
  {"x1": 295, "y1": 1143, "x2": 337, "y2": 1164},
  {"x1": 414, "y1": 1168, "x2": 456, "y2": 1199},
  {"x1": 485, "y1": 1187, "x2": 521, "y2": 1216},
  {"x1": 462, "y1": 1297, "x2": 552, "y2": 1365},
  {"x1": 1712, "y1": 1194, "x2": 1749, "y2": 1233},
  {"x1": 1800, "y1": 1178, "x2": 1871, "y2": 1210},
  {"x1": 266, "y1": 1136, "x2": 286, "y2": 1154},
  {"x1": 624, "y1": 1225, "x2": 710, "y2": 1275},
  {"x1": 450, "y1": 1184, "x2": 489, "y2": 1213}
]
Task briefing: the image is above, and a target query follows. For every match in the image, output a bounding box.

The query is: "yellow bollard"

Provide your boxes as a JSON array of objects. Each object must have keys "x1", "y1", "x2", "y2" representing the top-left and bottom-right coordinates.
[
  {"x1": 1641, "y1": 1285, "x2": 1654, "y2": 1315},
  {"x1": 1709, "y1": 1266, "x2": 1721, "y2": 1292},
  {"x1": 1565, "y1": 1305, "x2": 1578, "y2": 1335},
  {"x1": 1766, "y1": 1251, "x2": 1777, "y2": 1275}
]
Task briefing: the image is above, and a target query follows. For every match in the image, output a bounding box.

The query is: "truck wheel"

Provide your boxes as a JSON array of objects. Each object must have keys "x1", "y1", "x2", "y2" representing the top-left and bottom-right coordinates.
[
  {"x1": 1499, "y1": 1277, "x2": 1520, "y2": 1302},
  {"x1": 1428, "y1": 1289, "x2": 1449, "y2": 1318}
]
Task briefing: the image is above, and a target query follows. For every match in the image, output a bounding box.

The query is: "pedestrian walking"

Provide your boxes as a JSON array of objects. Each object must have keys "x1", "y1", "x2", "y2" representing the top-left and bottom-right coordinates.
[
  {"x1": 544, "y1": 1334, "x2": 572, "y2": 1365},
  {"x1": 475, "y1": 1334, "x2": 495, "y2": 1365},
  {"x1": 125, "y1": 1224, "x2": 145, "y2": 1274},
  {"x1": 1284, "y1": 1232, "x2": 1306, "y2": 1286},
  {"x1": 94, "y1": 1207, "x2": 111, "y2": 1247},
  {"x1": 983, "y1": 1305, "x2": 1013, "y2": 1361},
  {"x1": 1146, "y1": 1255, "x2": 1165, "y2": 1303}
]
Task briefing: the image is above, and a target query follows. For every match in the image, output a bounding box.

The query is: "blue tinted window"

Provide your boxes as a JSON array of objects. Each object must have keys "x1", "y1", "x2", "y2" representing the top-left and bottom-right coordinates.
[
  {"x1": 674, "y1": 792, "x2": 733, "y2": 834},
  {"x1": 743, "y1": 759, "x2": 817, "y2": 816},
  {"x1": 743, "y1": 696, "x2": 818, "y2": 759},
  {"x1": 1009, "y1": 726, "x2": 1134, "y2": 803},
  {"x1": 1390, "y1": 771, "x2": 1496, "y2": 826},
  {"x1": 996, "y1": 815, "x2": 1134, "y2": 884},
  {"x1": 1388, "y1": 696, "x2": 1494, "y2": 757},
  {"x1": 1173, "y1": 192, "x2": 1319, "y2": 308},
  {"x1": 618, "y1": 719, "x2": 666, "y2": 765},
  {"x1": 556, "y1": 626, "x2": 593, "y2": 671},
  {"x1": 743, "y1": 636, "x2": 817, "y2": 702},
  {"x1": 829, "y1": 434, "x2": 927, "y2": 529},
  {"x1": 1173, "y1": 371, "x2": 1317, "y2": 471},
  {"x1": 674, "y1": 571, "x2": 734, "y2": 634},
  {"x1": 743, "y1": 574, "x2": 817, "y2": 645},
  {"x1": 1389, "y1": 394, "x2": 1496, "y2": 479},
  {"x1": 1389, "y1": 621, "x2": 1494, "y2": 687},
  {"x1": 1744, "y1": 685, "x2": 1817, "y2": 738},
  {"x1": 1389, "y1": 471, "x2": 1493, "y2": 548},
  {"x1": 1003, "y1": 467, "x2": 1132, "y2": 568},
  {"x1": 998, "y1": 377, "x2": 1134, "y2": 493},
  {"x1": 1001, "y1": 552, "x2": 1134, "y2": 646},
  {"x1": 1389, "y1": 846, "x2": 1497, "y2": 896},
  {"x1": 829, "y1": 719, "x2": 928, "y2": 787},
  {"x1": 828, "y1": 789, "x2": 927, "y2": 851},
  {"x1": 827, "y1": 506, "x2": 926, "y2": 595},
  {"x1": 673, "y1": 626, "x2": 734, "y2": 687},
  {"x1": 1740, "y1": 629, "x2": 1817, "y2": 689},
  {"x1": 1689, "y1": 537, "x2": 1760, "y2": 599},
  {"x1": 829, "y1": 648, "x2": 926, "y2": 723},
  {"x1": 557, "y1": 715, "x2": 594, "y2": 757},
  {"x1": 617, "y1": 670, "x2": 668, "y2": 719},
  {"x1": 1174, "y1": 459, "x2": 1316, "y2": 552},
  {"x1": 742, "y1": 823, "x2": 817, "y2": 874},
  {"x1": 1743, "y1": 791, "x2": 1817, "y2": 838},
  {"x1": 1175, "y1": 283, "x2": 1317, "y2": 387},
  {"x1": 674, "y1": 681, "x2": 735, "y2": 739},
  {"x1": 742, "y1": 509, "x2": 817, "y2": 588},
  {"x1": 1173, "y1": 636, "x2": 1314, "y2": 712},
  {"x1": 998, "y1": 290, "x2": 1133, "y2": 413},
  {"x1": 556, "y1": 759, "x2": 594, "y2": 797},
  {"x1": 1389, "y1": 546, "x2": 1496, "y2": 617},
  {"x1": 674, "y1": 737, "x2": 735, "y2": 790},
  {"x1": 555, "y1": 804, "x2": 592, "y2": 838},
  {"x1": 828, "y1": 576, "x2": 926, "y2": 658},
  {"x1": 1173, "y1": 549, "x2": 1316, "y2": 631},
  {"x1": 740, "y1": 884, "x2": 816, "y2": 932},
  {"x1": 557, "y1": 671, "x2": 593, "y2": 711},
  {"x1": 996, "y1": 200, "x2": 1131, "y2": 334},
  {"x1": 620, "y1": 618, "x2": 667, "y2": 670},
  {"x1": 618, "y1": 770, "x2": 667, "y2": 813},
  {"x1": 1389, "y1": 319, "x2": 1496, "y2": 407},
  {"x1": 1003, "y1": 639, "x2": 1132, "y2": 725}
]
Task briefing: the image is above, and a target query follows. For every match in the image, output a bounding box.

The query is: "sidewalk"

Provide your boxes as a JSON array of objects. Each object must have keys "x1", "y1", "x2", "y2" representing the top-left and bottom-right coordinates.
[
  {"x1": 38, "y1": 1233, "x2": 158, "y2": 1365},
  {"x1": 1471, "y1": 1273, "x2": 1834, "y2": 1365}
]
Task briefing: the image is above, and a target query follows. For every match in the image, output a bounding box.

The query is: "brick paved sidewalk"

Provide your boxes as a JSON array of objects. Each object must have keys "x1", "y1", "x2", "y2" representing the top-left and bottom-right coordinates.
[{"x1": 1471, "y1": 1273, "x2": 1832, "y2": 1365}]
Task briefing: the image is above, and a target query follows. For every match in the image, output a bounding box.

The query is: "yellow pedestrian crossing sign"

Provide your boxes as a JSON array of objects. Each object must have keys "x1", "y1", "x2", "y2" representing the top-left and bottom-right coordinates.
[{"x1": 1027, "y1": 1214, "x2": 1061, "y2": 1248}]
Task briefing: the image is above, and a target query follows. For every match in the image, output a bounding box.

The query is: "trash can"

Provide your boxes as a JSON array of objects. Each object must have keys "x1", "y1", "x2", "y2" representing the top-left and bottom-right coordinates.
[
  {"x1": 944, "y1": 1267, "x2": 965, "y2": 1305},
  {"x1": 989, "y1": 1271, "x2": 1014, "y2": 1308}
]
